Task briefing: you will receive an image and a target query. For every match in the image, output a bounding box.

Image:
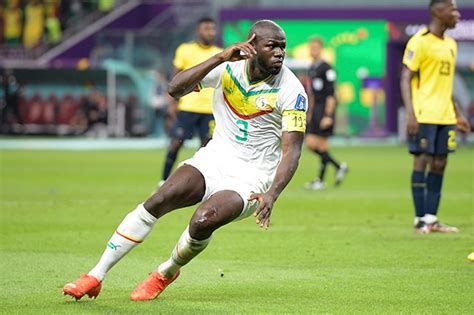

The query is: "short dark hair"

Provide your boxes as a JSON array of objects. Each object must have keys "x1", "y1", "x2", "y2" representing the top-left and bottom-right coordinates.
[
  {"x1": 429, "y1": 0, "x2": 449, "y2": 8},
  {"x1": 198, "y1": 17, "x2": 215, "y2": 25}
]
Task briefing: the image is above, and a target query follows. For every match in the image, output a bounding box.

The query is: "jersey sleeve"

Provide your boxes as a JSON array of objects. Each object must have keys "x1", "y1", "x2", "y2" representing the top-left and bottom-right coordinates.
[
  {"x1": 325, "y1": 64, "x2": 336, "y2": 96},
  {"x1": 279, "y1": 77, "x2": 308, "y2": 133},
  {"x1": 197, "y1": 62, "x2": 226, "y2": 90},
  {"x1": 403, "y1": 35, "x2": 424, "y2": 72},
  {"x1": 172, "y1": 44, "x2": 187, "y2": 70}
]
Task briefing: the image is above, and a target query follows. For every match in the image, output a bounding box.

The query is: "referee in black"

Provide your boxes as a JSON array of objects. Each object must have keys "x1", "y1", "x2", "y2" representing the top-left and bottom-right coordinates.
[{"x1": 304, "y1": 37, "x2": 347, "y2": 190}]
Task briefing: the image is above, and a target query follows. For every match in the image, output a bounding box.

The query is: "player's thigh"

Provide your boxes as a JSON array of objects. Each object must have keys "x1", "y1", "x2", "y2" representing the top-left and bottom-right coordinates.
[
  {"x1": 197, "y1": 114, "x2": 215, "y2": 141},
  {"x1": 188, "y1": 190, "x2": 244, "y2": 239},
  {"x1": 306, "y1": 134, "x2": 328, "y2": 151},
  {"x1": 434, "y1": 124, "x2": 456, "y2": 155},
  {"x1": 315, "y1": 135, "x2": 329, "y2": 151},
  {"x1": 408, "y1": 124, "x2": 437, "y2": 155},
  {"x1": 413, "y1": 153, "x2": 431, "y2": 171},
  {"x1": 145, "y1": 165, "x2": 206, "y2": 218},
  {"x1": 305, "y1": 133, "x2": 319, "y2": 150}
]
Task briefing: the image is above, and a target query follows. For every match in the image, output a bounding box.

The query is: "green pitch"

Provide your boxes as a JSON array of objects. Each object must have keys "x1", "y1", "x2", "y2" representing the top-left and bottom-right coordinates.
[{"x1": 1, "y1": 145, "x2": 473, "y2": 314}]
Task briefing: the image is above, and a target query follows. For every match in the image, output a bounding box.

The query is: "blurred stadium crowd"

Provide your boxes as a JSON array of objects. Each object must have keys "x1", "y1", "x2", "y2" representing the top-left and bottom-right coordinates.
[
  {"x1": 1, "y1": 0, "x2": 117, "y2": 51},
  {"x1": 1, "y1": 0, "x2": 473, "y2": 138}
]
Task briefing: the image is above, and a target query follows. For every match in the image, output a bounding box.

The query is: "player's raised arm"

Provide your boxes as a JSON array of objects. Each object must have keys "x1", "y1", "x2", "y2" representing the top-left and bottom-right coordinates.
[
  {"x1": 168, "y1": 34, "x2": 257, "y2": 99},
  {"x1": 249, "y1": 131, "x2": 304, "y2": 229}
]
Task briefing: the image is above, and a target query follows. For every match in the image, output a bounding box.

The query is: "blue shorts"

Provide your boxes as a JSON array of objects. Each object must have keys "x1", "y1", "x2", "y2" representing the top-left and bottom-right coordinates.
[
  {"x1": 408, "y1": 124, "x2": 456, "y2": 155},
  {"x1": 171, "y1": 111, "x2": 215, "y2": 140}
]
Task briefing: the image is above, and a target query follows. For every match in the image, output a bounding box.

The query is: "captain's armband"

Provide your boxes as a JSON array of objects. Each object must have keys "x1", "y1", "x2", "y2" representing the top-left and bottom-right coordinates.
[
  {"x1": 282, "y1": 110, "x2": 306, "y2": 132},
  {"x1": 194, "y1": 82, "x2": 203, "y2": 92}
]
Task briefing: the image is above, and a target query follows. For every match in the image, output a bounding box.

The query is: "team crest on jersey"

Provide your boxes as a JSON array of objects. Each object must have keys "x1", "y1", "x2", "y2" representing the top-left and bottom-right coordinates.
[
  {"x1": 407, "y1": 50, "x2": 414, "y2": 60},
  {"x1": 294, "y1": 94, "x2": 306, "y2": 111},
  {"x1": 420, "y1": 138, "x2": 428, "y2": 149},
  {"x1": 255, "y1": 96, "x2": 272, "y2": 111}
]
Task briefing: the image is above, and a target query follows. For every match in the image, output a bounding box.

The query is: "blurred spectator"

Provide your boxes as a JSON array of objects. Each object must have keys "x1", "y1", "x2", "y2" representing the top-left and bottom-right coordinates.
[
  {"x1": 1, "y1": 70, "x2": 22, "y2": 130},
  {"x1": 4, "y1": 1, "x2": 23, "y2": 45},
  {"x1": 81, "y1": 89, "x2": 108, "y2": 137},
  {"x1": 98, "y1": 0, "x2": 115, "y2": 13},
  {"x1": 125, "y1": 93, "x2": 138, "y2": 135},
  {"x1": 45, "y1": 0, "x2": 62, "y2": 44},
  {"x1": 468, "y1": 101, "x2": 474, "y2": 131},
  {"x1": 151, "y1": 71, "x2": 171, "y2": 135},
  {"x1": 65, "y1": 0, "x2": 84, "y2": 29},
  {"x1": 23, "y1": 0, "x2": 45, "y2": 49},
  {"x1": 60, "y1": 93, "x2": 83, "y2": 131}
]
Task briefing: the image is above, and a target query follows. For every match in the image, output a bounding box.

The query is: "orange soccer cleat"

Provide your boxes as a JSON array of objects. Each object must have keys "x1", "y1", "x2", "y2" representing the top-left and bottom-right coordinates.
[
  {"x1": 130, "y1": 270, "x2": 180, "y2": 301},
  {"x1": 63, "y1": 274, "x2": 102, "y2": 300}
]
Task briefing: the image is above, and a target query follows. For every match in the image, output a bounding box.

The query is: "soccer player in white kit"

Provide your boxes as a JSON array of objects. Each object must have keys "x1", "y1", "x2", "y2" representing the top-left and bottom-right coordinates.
[{"x1": 63, "y1": 20, "x2": 308, "y2": 301}]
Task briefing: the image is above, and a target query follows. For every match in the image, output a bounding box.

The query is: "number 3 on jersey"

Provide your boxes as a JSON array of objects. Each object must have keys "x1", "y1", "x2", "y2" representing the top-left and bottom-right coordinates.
[{"x1": 235, "y1": 119, "x2": 249, "y2": 142}]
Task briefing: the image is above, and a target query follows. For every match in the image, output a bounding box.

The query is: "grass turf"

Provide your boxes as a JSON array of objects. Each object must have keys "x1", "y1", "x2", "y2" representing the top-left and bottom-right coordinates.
[{"x1": 1, "y1": 145, "x2": 473, "y2": 314}]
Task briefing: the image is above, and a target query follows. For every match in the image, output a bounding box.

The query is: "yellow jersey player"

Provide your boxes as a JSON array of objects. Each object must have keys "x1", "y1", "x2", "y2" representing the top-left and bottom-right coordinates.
[
  {"x1": 63, "y1": 20, "x2": 307, "y2": 301},
  {"x1": 160, "y1": 17, "x2": 222, "y2": 186},
  {"x1": 401, "y1": 0, "x2": 470, "y2": 234}
]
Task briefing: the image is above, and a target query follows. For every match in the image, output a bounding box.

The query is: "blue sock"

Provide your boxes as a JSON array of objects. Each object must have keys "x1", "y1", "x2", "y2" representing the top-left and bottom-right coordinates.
[
  {"x1": 411, "y1": 171, "x2": 426, "y2": 218},
  {"x1": 163, "y1": 150, "x2": 178, "y2": 180},
  {"x1": 426, "y1": 172, "x2": 443, "y2": 216}
]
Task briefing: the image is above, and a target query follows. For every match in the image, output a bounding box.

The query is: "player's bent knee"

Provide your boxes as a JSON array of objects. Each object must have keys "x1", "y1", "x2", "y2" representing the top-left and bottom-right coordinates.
[
  {"x1": 169, "y1": 139, "x2": 183, "y2": 152},
  {"x1": 189, "y1": 207, "x2": 220, "y2": 237},
  {"x1": 431, "y1": 157, "x2": 447, "y2": 172},
  {"x1": 413, "y1": 154, "x2": 429, "y2": 171}
]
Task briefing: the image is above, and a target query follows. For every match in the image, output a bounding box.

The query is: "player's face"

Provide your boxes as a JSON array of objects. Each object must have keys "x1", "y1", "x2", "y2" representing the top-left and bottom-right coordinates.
[
  {"x1": 309, "y1": 41, "x2": 322, "y2": 60},
  {"x1": 254, "y1": 31, "x2": 286, "y2": 75},
  {"x1": 439, "y1": 0, "x2": 461, "y2": 29},
  {"x1": 197, "y1": 22, "x2": 216, "y2": 46}
]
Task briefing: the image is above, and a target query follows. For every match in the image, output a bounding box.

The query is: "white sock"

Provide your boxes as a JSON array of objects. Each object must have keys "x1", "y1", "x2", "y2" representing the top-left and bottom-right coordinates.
[
  {"x1": 414, "y1": 217, "x2": 423, "y2": 225},
  {"x1": 423, "y1": 214, "x2": 438, "y2": 224},
  {"x1": 88, "y1": 203, "x2": 157, "y2": 281},
  {"x1": 157, "y1": 226, "x2": 211, "y2": 278}
]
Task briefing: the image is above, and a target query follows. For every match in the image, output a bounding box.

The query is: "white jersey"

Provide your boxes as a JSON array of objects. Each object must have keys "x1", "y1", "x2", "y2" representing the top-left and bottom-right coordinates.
[{"x1": 196, "y1": 60, "x2": 307, "y2": 179}]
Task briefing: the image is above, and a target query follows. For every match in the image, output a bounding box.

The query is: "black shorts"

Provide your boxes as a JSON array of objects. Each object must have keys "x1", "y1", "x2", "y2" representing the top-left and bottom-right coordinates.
[
  {"x1": 408, "y1": 124, "x2": 456, "y2": 155},
  {"x1": 307, "y1": 104, "x2": 334, "y2": 137},
  {"x1": 171, "y1": 111, "x2": 215, "y2": 140}
]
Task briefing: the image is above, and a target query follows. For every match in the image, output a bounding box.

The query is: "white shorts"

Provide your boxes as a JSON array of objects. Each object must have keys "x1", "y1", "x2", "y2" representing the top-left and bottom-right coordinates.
[{"x1": 181, "y1": 141, "x2": 273, "y2": 220}]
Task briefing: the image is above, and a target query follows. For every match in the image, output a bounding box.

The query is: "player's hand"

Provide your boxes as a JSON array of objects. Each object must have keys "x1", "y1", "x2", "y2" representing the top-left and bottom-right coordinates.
[
  {"x1": 456, "y1": 116, "x2": 471, "y2": 134},
  {"x1": 248, "y1": 192, "x2": 276, "y2": 230},
  {"x1": 406, "y1": 114, "x2": 419, "y2": 136},
  {"x1": 320, "y1": 116, "x2": 333, "y2": 129},
  {"x1": 218, "y1": 34, "x2": 257, "y2": 62}
]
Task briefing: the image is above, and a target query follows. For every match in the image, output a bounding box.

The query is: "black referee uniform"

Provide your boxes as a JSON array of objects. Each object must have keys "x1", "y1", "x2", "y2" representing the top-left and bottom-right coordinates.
[{"x1": 307, "y1": 60, "x2": 336, "y2": 137}]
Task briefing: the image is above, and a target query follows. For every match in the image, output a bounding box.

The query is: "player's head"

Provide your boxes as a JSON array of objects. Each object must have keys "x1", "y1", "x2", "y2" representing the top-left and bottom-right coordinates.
[
  {"x1": 196, "y1": 17, "x2": 216, "y2": 46},
  {"x1": 430, "y1": 0, "x2": 460, "y2": 29},
  {"x1": 309, "y1": 37, "x2": 324, "y2": 61},
  {"x1": 247, "y1": 20, "x2": 286, "y2": 75}
]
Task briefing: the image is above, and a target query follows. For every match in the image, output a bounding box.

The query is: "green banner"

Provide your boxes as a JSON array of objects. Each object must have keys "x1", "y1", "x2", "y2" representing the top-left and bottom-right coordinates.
[{"x1": 223, "y1": 20, "x2": 389, "y2": 135}]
